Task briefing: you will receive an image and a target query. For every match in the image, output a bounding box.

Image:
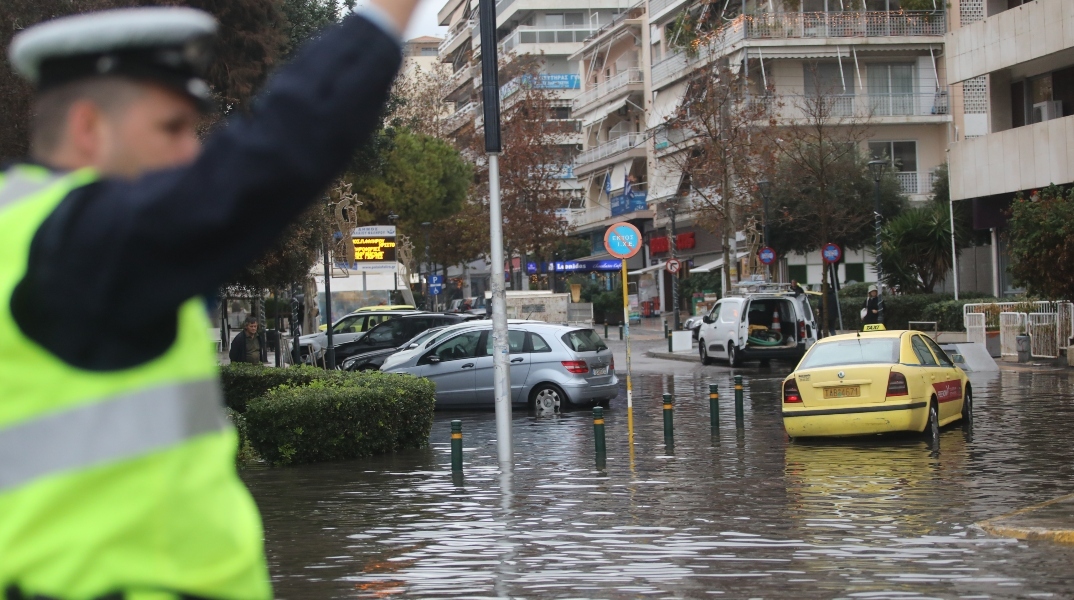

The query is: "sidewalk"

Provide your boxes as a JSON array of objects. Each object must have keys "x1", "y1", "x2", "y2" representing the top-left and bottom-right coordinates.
[{"x1": 978, "y1": 494, "x2": 1074, "y2": 545}]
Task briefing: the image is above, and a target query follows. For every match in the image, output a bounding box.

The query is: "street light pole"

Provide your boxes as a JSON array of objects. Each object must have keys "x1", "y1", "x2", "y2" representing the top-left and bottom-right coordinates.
[
  {"x1": 868, "y1": 159, "x2": 888, "y2": 324},
  {"x1": 668, "y1": 203, "x2": 680, "y2": 332},
  {"x1": 758, "y1": 179, "x2": 772, "y2": 282},
  {"x1": 322, "y1": 225, "x2": 335, "y2": 370}
]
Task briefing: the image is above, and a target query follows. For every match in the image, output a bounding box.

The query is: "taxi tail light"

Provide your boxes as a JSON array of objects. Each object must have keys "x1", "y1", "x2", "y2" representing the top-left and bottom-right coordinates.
[
  {"x1": 783, "y1": 379, "x2": 803, "y2": 404},
  {"x1": 797, "y1": 320, "x2": 805, "y2": 341},
  {"x1": 561, "y1": 360, "x2": 589, "y2": 374},
  {"x1": 886, "y1": 371, "x2": 909, "y2": 397}
]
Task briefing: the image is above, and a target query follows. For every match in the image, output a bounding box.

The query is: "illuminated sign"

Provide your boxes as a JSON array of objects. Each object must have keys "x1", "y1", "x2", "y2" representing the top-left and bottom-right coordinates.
[{"x1": 353, "y1": 236, "x2": 396, "y2": 262}]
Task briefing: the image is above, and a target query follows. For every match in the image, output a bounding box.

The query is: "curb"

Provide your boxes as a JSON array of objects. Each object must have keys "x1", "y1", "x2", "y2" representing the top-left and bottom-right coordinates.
[
  {"x1": 977, "y1": 493, "x2": 1074, "y2": 545},
  {"x1": 645, "y1": 348, "x2": 699, "y2": 363}
]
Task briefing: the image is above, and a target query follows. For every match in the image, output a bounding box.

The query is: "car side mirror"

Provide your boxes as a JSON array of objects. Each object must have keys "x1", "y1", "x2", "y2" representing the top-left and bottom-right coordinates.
[
  {"x1": 424, "y1": 354, "x2": 441, "y2": 365},
  {"x1": 951, "y1": 354, "x2": 965, "y2": 364},
  {"x1": 703, "y1": 316, "x2": 713, "y2": 324}
]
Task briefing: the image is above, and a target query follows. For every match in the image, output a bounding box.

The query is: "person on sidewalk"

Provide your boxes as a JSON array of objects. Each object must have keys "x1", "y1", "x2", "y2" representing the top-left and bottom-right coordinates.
[
  {"x1": 229, "y1": 316, "x2": 267, "y2": 365},
  {"x1": 862, "y1": 286, "x2": 884, "y2": 327},
  {"x1": 0, "y1": 1, "x2": 420, "y2": 597}
]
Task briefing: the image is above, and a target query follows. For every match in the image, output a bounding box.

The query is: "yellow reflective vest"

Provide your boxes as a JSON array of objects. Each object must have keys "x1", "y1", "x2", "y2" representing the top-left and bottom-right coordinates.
[{"x1": 0, "y1": 165, "x2": 270, "y2": 599}]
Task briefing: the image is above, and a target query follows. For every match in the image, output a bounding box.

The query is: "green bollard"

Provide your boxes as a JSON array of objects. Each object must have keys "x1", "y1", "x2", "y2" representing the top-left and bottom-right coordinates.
[
  {"x1": 664, "y1": 321, "x2": 669, "y2": 338},
  {"x1": 451, "y1": 420, "x2": 463, "y2": 472},
  {"x1": 593, "y1": 407, "x2": 607, "y2": 456},
  {"x1": 668, "y1": 331, "x2": 673, "y2": 353},
  {"x1": 604, "y1": 322, "x2": 609, "y2": 338},
  {"x1": 734, "y1": 375, "x2": 744, "y2": 427},
  {"x1": 709, "y1": 383, "x2": 720, "y2": 431},
  {"x1": 619, "y1": 324, "x2": 623, "y2": 340},
  {"x1": 663, "y1": 393, "x2": 674, "y2": 445}
]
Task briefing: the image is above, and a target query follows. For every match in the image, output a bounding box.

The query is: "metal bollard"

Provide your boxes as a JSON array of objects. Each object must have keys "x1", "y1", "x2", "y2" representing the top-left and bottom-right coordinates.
[
  {"x1": 734, "y1": 375, "x2": 744, "y2": 426},
  {"x1": 604, "y1": 322, "x2": 609, "y2": 338},
  {"x1": 668, "y1": 331, "x2": 673, "y2": 353},
  {"x1": 593, "y1": 407, "x2": 607, "y2": 455},
  {"x1": 619, "y1": 324, "x2": 623, "y2": 340},
  {"x1": 663, "y1": 393, "x2": 674, "y2": 445},
  {"x1": 709, "y1": 383, "x2": 719, "y2": 431},
  {"x1": 664, "y1": 321, "x2": 669, "y2": 338},
  {"x1": 451, "y1": 420, "x2": 463, "y2": 471}
]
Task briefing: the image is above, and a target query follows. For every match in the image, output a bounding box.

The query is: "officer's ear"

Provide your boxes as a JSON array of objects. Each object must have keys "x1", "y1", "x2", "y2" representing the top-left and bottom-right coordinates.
[{"x1": 63, "y1": 99, "x2": 111, "y2": 163}]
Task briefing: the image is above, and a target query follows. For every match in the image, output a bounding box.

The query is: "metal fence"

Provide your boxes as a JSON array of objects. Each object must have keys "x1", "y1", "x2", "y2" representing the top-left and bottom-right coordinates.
[
  {"x1": 965, "y1": 301, "x2": 1073, "y2": 359},
  {"x1": 568, "y1": 303, "x2": 594, "y2": 325},
  {"x1": 1028, "y1": 313, "x2": 1059, "y2": 358},
  {"x1": 965, "y1": 313, "x2": 986, "y2": 346},
  {"x1": 998, "y1": 312, "x2": 1024, "y2": 358}
]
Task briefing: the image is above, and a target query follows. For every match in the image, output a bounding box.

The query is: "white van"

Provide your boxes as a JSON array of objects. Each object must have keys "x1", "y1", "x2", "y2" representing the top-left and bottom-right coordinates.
[{"x1": 697, "y1": 283, "x2": 818, "y2": 367}]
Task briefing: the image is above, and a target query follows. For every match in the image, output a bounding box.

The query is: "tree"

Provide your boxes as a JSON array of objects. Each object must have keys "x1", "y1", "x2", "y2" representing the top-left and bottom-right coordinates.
[
  {"x1": 765, "y1": 65, "x2": 905, "y2": 327},
  {"x1": 1007, "y1": 184, "x2": 1074, "y2": 300},
  {"x1": 392, "y1": 61, "x2": 454, "y2": 139}
]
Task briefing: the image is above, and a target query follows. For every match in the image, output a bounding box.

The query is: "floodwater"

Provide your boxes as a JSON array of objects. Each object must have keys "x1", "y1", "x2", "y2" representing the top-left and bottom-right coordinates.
[{"x1": 243, "y1": 369, "x2": 1074, "y2": 599}]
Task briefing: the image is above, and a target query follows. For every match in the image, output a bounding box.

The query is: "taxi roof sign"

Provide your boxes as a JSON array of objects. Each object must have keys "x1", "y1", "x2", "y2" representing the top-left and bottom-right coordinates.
[{"x1": 862, "y1": 324, "x2": 887, "y2": 332}]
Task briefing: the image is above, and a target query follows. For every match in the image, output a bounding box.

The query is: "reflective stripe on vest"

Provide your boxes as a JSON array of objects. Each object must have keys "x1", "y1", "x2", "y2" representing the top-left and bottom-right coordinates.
[
  {"x1": 0, "y1": 170, "x2": 63, "y2": 211},
  {"x1": 0, "y1": 380, "x2": 227, "y2": 492}
]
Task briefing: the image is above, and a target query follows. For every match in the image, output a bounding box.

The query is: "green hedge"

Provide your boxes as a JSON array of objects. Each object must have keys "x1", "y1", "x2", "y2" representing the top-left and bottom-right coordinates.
[
  {"x1": 830, "y1": 294, "x2": 998, "y2": 331},
  {"x1": 242, "y1": 371, "x2": 435, "y2": 466},
  {"x1": 221, "y1": 364, "x2": 344, "y2": 413}
]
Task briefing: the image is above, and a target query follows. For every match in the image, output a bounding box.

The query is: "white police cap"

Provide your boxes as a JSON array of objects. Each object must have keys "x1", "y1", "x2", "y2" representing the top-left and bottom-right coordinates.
[{"x1": 8, "y1": 7, "x2": 218, "y2": 108}]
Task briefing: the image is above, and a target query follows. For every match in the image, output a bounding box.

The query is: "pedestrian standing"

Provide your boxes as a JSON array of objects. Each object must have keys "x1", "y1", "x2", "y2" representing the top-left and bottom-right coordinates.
[
  {"x1": 0, "y1": 1, "x2": 420, "y2": 597},
  {"x1": 862, "y1": 285, "x2": 884, "y2": 327},
  {"x1": 229, "y1": 316, "x2": 267, "y2": 365}
]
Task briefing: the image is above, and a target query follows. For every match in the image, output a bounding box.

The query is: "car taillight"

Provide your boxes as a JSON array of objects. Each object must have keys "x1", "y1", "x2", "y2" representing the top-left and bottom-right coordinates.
[
  {"x1": 783, "y1": 379, "x2": 802, "y2": 403},
  {"x1": 886, "y1": 371, "x2": 909, "y2": 397},
  {"x1": 562, "y1": 360, "x2": 589, "y2": 374},
  {"x1": 610, "y1": 356, "x2": 615, "y2": 372},
  {"x1": 797, "y1": 320, "x2": 805, "y2": 340}
]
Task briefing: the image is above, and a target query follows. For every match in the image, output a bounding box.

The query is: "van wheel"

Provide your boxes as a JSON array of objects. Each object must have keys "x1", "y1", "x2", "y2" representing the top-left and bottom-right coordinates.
[
  {"x1": 530, "y1": 384, "x2": 564, "y2": 413},
  {"x1": 699, "y1": 340, "x2": 713, "y2": 365},
  {"x1": 728, "y1": 343, "x2": 742, "y2": 367}
]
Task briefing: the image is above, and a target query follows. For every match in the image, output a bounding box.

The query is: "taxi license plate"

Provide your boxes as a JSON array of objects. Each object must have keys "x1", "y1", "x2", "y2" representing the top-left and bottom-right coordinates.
[
  {"x1": 823, "y1": 385, "x2": 860, "y2": 399},
  {"x1": 593, "y1": 366, "x2": 609, "y2": 376}
]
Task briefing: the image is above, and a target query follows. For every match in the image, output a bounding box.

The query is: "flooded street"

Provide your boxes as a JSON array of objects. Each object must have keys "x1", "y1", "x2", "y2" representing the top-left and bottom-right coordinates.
[{"x1": 243, "y1": 366, "x2": 1074, "y2": 598}]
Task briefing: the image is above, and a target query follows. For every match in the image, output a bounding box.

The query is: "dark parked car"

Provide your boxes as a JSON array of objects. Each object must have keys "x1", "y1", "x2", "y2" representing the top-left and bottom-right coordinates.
[{"x1": 334, "y1": 313, "x2": 478, "y2": 368}]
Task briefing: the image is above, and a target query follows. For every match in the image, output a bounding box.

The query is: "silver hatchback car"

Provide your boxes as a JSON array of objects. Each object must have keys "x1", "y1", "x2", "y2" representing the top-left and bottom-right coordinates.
[{"x1": 380, "y1": 322, "x2": 618, "y2": 410}]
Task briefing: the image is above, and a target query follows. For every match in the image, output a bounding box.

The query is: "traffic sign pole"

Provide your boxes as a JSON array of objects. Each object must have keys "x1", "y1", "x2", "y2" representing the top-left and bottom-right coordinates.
[{"x1": 604, "y1": 222, "x2": 642, "y2": 454}]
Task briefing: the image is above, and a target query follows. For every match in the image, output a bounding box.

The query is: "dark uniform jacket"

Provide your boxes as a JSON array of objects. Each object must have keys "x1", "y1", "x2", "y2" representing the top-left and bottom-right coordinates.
[{"x1": 9, "y1": 13, "x2": 402, "y2": 371}]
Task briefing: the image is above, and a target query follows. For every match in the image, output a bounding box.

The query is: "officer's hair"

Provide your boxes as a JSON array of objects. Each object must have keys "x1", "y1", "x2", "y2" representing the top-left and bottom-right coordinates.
[{"x1": 30, "y1": 77, "x2": 146, "y2": 158}]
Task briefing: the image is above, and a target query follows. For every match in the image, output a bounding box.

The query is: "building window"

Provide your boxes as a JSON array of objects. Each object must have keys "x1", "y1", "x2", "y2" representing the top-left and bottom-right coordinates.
[
  {"x1": 565, "y1": 12, "x2": 585, "y2": 26},
  {"x1": 844, "y1": 263, "x2": 866, "y2": 284},
  {"x1": 804, "y1": 63, "x2": 854, "y2": 96},
  {"x1": 788, "y1": 265, "x2": 808, "y2": 285},
  {"x1": 544, "y1": 13, "x2": 564, "y2": 28},
  {"x1": 867, "y1": 63, "x2": 915, "y2": 116},
  {"x1": 870, "y1": 140, "x2": 918, "y2": 193},
  {"x1": 420, "y1": 47, "x2": 438, "y2": 56}
]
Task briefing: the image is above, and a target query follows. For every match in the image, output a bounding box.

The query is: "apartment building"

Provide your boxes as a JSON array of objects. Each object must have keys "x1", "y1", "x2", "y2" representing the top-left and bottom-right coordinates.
[
  {"x1": 403, "y1": 36, "x2": 444, "y2": 76},
  {"x1": 946, "y1": 0, "x2": 1074, "y2": 296}
]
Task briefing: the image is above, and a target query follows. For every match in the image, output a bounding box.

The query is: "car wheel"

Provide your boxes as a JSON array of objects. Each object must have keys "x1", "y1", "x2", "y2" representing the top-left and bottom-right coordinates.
[
  {"x1": 961, "y1": 386, "x2": 973, "y2": 427},
  {"x1": 530, "y1": 384, "x2": 564, "y2": 413},
  {"x1": 923, "y1": 397, "x2": 940, "y2": 442},
  {"x1": 699, "y1": 340, "x2": 713, "y2": 366},
  {"x1": 728, "y1": 343, "x2": 742, "y2": 367}
]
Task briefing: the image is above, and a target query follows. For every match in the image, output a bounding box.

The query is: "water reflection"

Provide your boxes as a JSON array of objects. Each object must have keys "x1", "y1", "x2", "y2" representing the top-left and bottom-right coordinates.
[{"x1": 243, "y1": 370, "x2": 1074, "y2": 598}]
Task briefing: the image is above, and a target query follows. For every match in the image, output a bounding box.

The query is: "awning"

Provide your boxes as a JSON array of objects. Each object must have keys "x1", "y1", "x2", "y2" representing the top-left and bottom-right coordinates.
[
  {"x1": 628, "y1": 262, "x2": 665, "y2": 276},
  {"x1": 647, "y1": 81, "x2": 688, "y2": 129},
  {"x1": 647, "y1": 161, "x2": 683, "y2": 201},
  {"x1": 582, "y1": 98, "x2": 627, "y2": 128},
  {"x1": 608, "y1": 159, "x2": 635, "y2": 193},
  {"x1": 691, "y1": 252, "x2": 749, "y2": 274}
]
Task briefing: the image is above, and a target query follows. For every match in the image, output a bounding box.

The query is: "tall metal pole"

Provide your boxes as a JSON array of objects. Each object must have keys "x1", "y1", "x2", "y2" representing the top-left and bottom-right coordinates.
[
  {"x1": 669, "y1": 206, "x2": 680, "y2": 331},
  {"x1": 873, "y1": 176, "x2": 884, "y2": 325},
  {"x1": 322, "y1": 232, "x2": 335, "y2": 369},
  {"x1": 422, "y1": 222, "x2": 431, "y2": 311},
  {"x1": 949, "y1": 196, "x2": 960, "y2": 300},
  {"x1": 480, "y1": 0, "x2": 512, "y2": 467}
]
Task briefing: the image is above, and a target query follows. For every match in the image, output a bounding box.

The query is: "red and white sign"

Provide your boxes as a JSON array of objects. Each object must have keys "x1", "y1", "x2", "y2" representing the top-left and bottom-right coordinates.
[
  {"x1": 665, "y1": 258, "x2": 681, "y2": 274},
  {"x1": 933, "y1": 380, "x2": 963, "y2": 403}
]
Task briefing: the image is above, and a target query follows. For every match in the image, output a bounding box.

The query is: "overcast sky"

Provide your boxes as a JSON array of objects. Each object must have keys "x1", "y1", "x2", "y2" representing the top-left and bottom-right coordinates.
[{"x1": 355, "y1": 0, "x2": 447, "y2": 40}]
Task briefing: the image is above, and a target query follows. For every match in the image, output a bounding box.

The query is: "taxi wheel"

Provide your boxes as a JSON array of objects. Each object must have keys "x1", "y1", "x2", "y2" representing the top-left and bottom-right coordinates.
[
  {"x1": 924, "y1": 398, "x2": 940, "y2": 441},
  {"x1": 699, "y1": 341, "x2": 713, "y2": 365},
  {"x1": 961, "y1": 387, "x2": 973, "y2": 425}
]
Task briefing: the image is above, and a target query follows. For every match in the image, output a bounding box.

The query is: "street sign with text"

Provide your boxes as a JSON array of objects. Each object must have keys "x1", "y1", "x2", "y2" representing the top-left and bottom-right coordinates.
[{"x1": 604, "y1": 222, "x2": 642, "y2": 259}]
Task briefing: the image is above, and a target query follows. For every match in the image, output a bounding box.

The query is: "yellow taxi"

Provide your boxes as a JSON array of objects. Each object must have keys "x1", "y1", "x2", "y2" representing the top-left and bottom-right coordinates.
[{"x1": 781, "y1": 327, "x2": 972, "y2": 439}]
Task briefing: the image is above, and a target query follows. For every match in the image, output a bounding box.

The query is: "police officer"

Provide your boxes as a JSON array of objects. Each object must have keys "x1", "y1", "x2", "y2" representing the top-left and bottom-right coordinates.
[{"x1": 0, "y1": 1, "x2": 419, "y2": 598}]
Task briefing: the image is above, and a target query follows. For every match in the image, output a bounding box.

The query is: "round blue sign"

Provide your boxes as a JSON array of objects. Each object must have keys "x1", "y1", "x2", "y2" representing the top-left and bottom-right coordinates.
[
  {"x1": 822, "y1": 243, "x2": 842, "y2": 264},
  {"x1": 604, "y1": 222, "x2": 643, "y2": 259},
  {"x1": 759, "y1": 246, "x2": 777, "y2": 265}
]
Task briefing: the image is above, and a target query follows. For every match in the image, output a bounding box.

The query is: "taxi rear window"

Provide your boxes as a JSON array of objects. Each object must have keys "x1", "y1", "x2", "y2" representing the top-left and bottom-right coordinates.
[{"x1": 799, "y1": 338, "x2": 899, "y2": 369}]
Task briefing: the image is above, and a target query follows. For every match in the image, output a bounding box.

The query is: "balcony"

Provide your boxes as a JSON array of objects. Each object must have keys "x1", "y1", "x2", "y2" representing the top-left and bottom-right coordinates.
[
  {"x1": 652, "y1": 11, "x2": 946, "y2": 89},
  {"x1": 500, "y1": 26, "x2": 596, "y2": 55},
  {"x1": 575, "y1": 133, "x2": 645, "y2": 167},
  {"x1": 649, "y1": 0, "x2": 688, "y2": 22},
  {"x1": 948, "y1": 0, "x2": 1067, "y2": 83},
  {"x1": 444, "y1": 101, "x2": 478, "y2": 134},
  {"x1": 775, "y1": 90, "x2": 950, "y2": 120},
  {"x1": 445, "y1": 64, "x2": 474, "y2": 96},
  {"x1": 439, "y1": 18, "x2": 475, "y2": 56},
  {"x1": 573, "y1": 69, "x2": 644, "y2": 113}
]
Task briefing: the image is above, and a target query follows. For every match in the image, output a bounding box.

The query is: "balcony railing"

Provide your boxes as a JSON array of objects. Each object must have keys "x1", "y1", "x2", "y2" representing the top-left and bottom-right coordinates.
[
  {"x1": 652, "y1": 11, "x2": 945, "y2": 88},
  {"x1": 649, "y1": 0, "x2": 687, "y2": 19},
  {"x1": 775, "y1": 90, "x2": 950, "y2": 119},
  {"x1": 439, "y1": 18, "x2": 475, "y2": 54},
  {"x1": 500, "y1": 27, "x2": 596, "y2": 54},
  {"x1": 444, "y1": 102, "x2": 478, "y2": 133},
  {"x1": 446, "y1": 65, "x2": 473, "y2": 94},
  {"x1": 574, "y1": 69, "x2": 644, "y2": 111},
  {"x1": 896, "y1": 172, "x2": 919, "y2": 195},
  {"x1": 575, "y1": 133, "x2": 645, "y2": 166}
]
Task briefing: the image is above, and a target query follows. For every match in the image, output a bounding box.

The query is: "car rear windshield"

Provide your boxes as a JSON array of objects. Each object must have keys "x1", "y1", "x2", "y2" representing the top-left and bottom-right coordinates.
[
  {"x1": 798, "y1": 338, "x2": 900, "y2": 369},
  {"x1": 561, "y1": 329, "x2": 607, "y2": 352}
]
